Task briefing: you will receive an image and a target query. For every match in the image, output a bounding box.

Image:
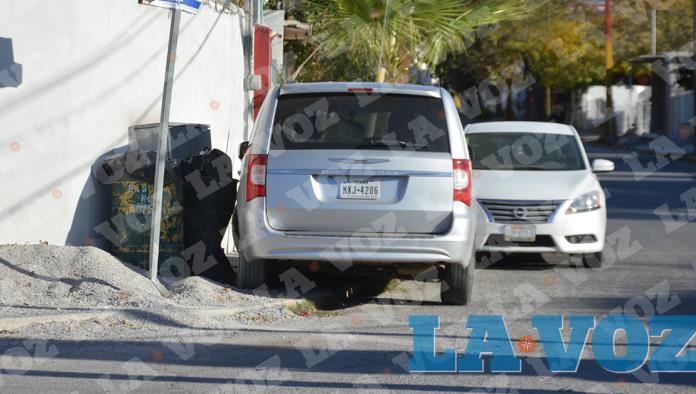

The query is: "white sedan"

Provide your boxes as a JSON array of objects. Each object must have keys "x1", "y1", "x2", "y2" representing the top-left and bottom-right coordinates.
[{"x1": 465, "y1": 121, "x2": 614, "y2": 267}]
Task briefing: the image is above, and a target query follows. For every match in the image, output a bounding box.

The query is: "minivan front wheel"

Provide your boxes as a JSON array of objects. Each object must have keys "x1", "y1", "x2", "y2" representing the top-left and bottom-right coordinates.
[
  {"x1": 441, "y1": 255, "x2": 475, "y2": 305},
  {"x1": 237, "y1": 253, "x2": 267, "y2": 289}
]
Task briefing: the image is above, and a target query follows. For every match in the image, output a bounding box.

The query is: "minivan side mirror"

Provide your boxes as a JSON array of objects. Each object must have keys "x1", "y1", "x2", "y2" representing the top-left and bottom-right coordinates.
[
  {"x1": 238, "y1": 141, "x2": 250, "y2": 160},
  {"x1": 592, "y1": 159, "x2": 614, "y2": 173}
]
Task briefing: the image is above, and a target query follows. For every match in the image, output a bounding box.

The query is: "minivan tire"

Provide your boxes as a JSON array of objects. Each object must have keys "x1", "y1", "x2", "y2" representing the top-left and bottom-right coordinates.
[
  {"x1": 582, "y1": 252, "x2": 603, "y2": 269},
  {"x1": 237, "y1": 253, "x2": 266, "y2": 289},
  {"x1": 441, "y1": 254, "x2": 475, "y2": 305}
]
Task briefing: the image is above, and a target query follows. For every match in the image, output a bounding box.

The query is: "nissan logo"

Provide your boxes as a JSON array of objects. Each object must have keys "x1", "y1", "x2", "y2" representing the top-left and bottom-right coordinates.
[{"x1": 513, "y1": 207, "x2": 529, "y2": 220}]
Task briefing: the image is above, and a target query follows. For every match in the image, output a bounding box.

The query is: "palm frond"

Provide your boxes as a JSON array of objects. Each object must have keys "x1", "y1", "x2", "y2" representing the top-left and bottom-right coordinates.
[{"x1": 303, "y1": 0, "x2": 530, "y2": 81}]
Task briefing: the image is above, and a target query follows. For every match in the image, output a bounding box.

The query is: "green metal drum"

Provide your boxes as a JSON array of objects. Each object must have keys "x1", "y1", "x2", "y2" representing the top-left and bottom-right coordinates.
[{"x1": 111, "y1": 178, "x2": 183, "y2": 270}]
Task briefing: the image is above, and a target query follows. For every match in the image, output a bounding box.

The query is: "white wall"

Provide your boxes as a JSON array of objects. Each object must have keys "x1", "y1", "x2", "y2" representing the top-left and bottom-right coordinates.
[
  {"x1": 0, "y1": 0, "x2": 247, "y2": 246},
  {"x1": 579, "y1": 85, "x2": 652, "y2": 136},
  {"x1": 263, "y1": 9, "x2": 285, "y2": 84}
]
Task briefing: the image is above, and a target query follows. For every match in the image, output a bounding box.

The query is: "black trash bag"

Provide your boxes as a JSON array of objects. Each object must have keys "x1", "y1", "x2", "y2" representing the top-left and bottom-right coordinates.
[
  {"x1": 98, "y1": 150, "x2": 183, "y2": 186},
  {"x1": 181, "y1": 149, "x2": 238, "y2": 284}
]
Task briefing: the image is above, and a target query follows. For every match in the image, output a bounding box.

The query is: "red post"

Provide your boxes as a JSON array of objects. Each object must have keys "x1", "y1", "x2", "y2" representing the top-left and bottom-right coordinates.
[{"x1": 253, "y1": 25, "x2": 272, "y2": 119}]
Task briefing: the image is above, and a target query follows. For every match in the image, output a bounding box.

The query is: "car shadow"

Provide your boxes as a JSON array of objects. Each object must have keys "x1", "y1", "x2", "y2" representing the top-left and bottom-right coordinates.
[{"x1": 477, "y1": 252, "x2": 560, "y2": 271}]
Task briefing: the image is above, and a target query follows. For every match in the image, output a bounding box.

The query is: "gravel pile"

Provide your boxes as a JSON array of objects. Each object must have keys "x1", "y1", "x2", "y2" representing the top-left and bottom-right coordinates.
[
  {"x1": 0, "y1": 245, "x2": 292, "y2": 323},
  {"x1": 168, "y1": 276, "x2": 245, "y2": 306},
  {"x1": 0, "y1": 244, "x2": 163, "y2": 309}
]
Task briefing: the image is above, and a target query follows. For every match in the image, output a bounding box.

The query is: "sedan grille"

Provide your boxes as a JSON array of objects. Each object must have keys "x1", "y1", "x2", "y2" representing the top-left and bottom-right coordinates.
[{"x1": 478, "y1": 199, "x2": 563, "y2": 224}]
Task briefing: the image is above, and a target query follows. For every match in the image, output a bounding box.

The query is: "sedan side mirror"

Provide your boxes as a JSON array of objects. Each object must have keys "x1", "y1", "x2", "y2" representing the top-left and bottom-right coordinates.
[
  {"x1": 238, "y1": 141, "x2": 249, "y2": 160},
  {"x1": 592, "y1": 159, "x2": 614, "y2": 173}
]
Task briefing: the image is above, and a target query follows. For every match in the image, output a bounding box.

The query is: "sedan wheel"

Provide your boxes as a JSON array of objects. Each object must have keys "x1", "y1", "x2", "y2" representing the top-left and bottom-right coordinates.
[{"x1": 582, "y1": 252, "x2": 603, "y2": 269}]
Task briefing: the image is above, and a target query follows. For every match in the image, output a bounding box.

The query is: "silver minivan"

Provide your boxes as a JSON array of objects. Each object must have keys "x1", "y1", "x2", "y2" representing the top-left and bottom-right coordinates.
[{"x1": 233, "y1": 82, "x2": 476, "y2": 304}]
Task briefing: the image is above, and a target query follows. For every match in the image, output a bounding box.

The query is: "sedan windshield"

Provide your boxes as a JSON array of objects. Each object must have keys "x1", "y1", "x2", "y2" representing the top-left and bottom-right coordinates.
[{"x1": 467, "y1": 132, "x2": 585, "y2": 171}]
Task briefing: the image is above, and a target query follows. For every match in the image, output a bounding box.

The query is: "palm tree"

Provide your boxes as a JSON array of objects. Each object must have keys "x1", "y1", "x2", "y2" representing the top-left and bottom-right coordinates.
[{"x1": 300, "y1": 0, "x2": 529, "y2": 82}]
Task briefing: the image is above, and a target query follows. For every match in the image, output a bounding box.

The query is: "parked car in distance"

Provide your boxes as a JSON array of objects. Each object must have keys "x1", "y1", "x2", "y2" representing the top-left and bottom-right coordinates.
[
  {"x1": 233, "y1": 82, "x2": 477, "y2": 304},
  {"x1": 465, "y1": 121, "x2": 614, "y2": 267}
]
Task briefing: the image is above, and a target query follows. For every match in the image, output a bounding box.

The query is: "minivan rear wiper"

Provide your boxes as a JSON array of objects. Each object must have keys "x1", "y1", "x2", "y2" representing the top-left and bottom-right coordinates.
[{"x1": 356, "y1": 138, "x2": 414, "y2": 149}]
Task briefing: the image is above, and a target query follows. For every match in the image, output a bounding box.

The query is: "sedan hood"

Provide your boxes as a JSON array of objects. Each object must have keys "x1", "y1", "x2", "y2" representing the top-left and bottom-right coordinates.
[{"x1": 472, "y1": 170, "x2": 597, "y2": 201}]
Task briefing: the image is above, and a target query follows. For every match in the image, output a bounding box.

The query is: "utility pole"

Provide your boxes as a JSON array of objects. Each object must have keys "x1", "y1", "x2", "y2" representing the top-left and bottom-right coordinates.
[
  {"x1": 651, "y1": 8, "x2": 657, "y2": 56},
  {"x1": 604, "y1": 0, "x2": 616, "y2": 145}
]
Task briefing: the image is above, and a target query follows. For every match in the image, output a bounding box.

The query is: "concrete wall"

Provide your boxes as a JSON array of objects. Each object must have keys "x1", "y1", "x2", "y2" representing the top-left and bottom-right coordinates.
[{"x1": 0, "y1": 0, "x2": 247, "y2": 246}]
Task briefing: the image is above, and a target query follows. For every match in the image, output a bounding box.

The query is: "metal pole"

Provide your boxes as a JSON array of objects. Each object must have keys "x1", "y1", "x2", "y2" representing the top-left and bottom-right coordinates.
[
  {"x1": 604, "y1": 0, "x2": 616, "y2": 145},
  {"x1": 651, "y1": 8, "x2": 657, "y2": 56},
  {"x1": 243, "y1": 0, "x2": 255, "y2": 140},
  {"x1": 148, "y1": 8, "x2": 181, "y2": 296},
  {"x1": 257, "y1": 0, "x2": 264, "y2": 24},
  {"x1": 693, "y1": 0, "x2": 696, "y2": 155}
]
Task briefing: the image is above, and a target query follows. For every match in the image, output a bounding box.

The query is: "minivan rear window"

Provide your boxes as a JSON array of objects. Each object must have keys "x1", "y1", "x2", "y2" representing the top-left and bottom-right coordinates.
[{"x1": 270, "y1": 93, "x2": 450, "y2": 152}]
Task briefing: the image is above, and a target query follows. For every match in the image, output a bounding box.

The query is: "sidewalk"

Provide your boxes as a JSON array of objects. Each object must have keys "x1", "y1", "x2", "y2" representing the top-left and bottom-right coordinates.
[
  {"x1": 0, "y1": 300, "x2": 302, "y2": 332},
  {"x1": 584, "y1": 130, "x2": 696, "y2": 162}
]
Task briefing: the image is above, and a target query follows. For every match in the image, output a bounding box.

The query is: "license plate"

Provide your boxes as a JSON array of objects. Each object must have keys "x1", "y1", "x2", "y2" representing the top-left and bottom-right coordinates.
[
  {"x1": 339, "y1": 180, "x2": 380, "y2": 200},
  {"x1": 504, "y1": 224, "x2": 536, "y2": 242}
]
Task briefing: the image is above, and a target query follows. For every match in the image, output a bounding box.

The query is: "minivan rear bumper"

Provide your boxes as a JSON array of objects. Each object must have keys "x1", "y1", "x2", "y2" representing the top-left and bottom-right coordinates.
[{"x1": 236, "y1": 199, "x2": 475, "y2": 266}]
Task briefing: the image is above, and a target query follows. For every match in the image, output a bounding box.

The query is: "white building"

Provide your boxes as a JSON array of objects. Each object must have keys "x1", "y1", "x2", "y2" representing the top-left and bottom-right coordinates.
[{"x1": 0, "y1": 0, "x2": 248, "y2": 247}]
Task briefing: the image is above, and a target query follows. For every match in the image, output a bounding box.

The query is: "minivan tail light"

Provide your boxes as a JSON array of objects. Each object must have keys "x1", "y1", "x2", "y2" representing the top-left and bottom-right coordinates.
[
  {"x1": 453, "y1": 159, "x2": 471, "y2": 206},
  {"x1": 246, "y1": 154, "x2": 267, "y2": 201}
]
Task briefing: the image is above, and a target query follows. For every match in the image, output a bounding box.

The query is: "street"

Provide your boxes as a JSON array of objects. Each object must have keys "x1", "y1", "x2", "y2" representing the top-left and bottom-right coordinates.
[
  {"x1": 3, "y1": 0, "x2": 696, "y2": 392},
  {"x1": 0, "y1": 146, "x2": 695, "y2": 393}
]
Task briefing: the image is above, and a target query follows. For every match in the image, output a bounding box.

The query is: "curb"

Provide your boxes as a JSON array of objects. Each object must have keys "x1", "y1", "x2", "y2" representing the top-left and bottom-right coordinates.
[
  {"x1": 0, "y1": 299, "x2": 303, "y2": 331},
  {"x1": 174, "y1": 298, "x2": 302, "y2": 317},
  {"x1": 0, "y1": 311, "x2": 121, "y2": 332}
]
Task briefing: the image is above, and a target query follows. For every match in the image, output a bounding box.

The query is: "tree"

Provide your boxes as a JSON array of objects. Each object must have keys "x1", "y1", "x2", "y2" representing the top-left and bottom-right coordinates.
[
  {"x1": 612, "y1": 0, "x2": 693, "y2": 80},
  {"x1": 439, "y1": 0, "x2": 608, "y2": 121},
  {"x1": 288, "y1": 0, "x2": 528, "y2": 82}
]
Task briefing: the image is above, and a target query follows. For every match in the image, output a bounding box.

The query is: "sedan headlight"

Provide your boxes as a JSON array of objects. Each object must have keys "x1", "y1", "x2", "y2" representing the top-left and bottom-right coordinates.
[{"x1": 566, "y1": 191, "x2": 601, "y2": 214}]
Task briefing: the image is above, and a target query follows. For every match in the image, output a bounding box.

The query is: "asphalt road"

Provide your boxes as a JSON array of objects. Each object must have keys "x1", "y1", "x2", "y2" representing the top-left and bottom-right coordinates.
[{"x1": 1, "y1": 147, "x2": 695, "y2": 393}]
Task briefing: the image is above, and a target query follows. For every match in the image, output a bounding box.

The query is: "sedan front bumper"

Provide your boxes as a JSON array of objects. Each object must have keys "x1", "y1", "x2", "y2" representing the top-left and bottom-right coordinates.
[{"x1": 474, "y1": 200, "x2": 606, "y2": 254}]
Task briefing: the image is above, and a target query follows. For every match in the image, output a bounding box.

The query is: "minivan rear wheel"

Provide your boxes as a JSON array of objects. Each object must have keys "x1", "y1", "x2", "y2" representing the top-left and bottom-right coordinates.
[
  {"x1": 237, "y1": 253, "x2": 266, "y2": 289},
  {"x1": 441, "y1": 255, "x2": 475, "y2": 305}
]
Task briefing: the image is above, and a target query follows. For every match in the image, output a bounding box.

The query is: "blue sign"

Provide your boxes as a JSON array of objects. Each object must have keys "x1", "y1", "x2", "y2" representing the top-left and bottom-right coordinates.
[{"x1": 140, "y1": 0, "x2": 202, "y2": 14}]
